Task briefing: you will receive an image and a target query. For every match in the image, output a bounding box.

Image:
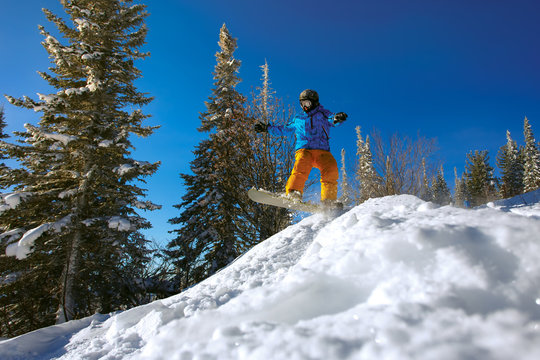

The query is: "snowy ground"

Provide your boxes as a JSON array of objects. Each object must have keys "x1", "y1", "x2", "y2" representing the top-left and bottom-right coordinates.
[{"x1": 1, "y1": 191, "x2": 540, "y2": 360}]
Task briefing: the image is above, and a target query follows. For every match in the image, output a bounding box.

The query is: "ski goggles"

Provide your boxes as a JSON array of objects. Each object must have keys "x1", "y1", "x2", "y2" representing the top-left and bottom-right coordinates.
[{"x1": 300, "y1": 99, "x2": 312, "y2": 109}]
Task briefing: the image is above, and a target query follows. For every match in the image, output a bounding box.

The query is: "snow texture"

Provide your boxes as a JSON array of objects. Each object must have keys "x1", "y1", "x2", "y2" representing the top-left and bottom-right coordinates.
[{"x1": 1, "y1": 191, "x2": 540, "y2": 359}]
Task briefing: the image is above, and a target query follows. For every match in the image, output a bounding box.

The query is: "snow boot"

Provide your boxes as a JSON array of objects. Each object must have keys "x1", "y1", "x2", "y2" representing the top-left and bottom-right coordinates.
[{"x1": 286, "y1": 190, "x2": 303, "y2": 203}]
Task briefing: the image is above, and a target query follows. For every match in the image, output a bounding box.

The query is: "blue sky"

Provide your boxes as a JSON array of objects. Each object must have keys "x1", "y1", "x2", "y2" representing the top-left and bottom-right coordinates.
[{"x1": 1, "y1": 0, "x2": 539, "y2": 243}]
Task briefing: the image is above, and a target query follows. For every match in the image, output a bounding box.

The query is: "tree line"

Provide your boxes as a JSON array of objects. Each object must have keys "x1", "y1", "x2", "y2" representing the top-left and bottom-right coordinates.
[{"x1": 341, "y1": 117, "x2": 540, "y2": 208}]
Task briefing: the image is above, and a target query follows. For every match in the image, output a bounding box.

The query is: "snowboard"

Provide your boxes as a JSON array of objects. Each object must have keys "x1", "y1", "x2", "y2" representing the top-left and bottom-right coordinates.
[{"x1": 248, "y1": 188, "x2": 344, "y2": 214}]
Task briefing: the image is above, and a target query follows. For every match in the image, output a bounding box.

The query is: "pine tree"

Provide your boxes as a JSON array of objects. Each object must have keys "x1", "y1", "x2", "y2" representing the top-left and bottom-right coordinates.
[
  {"x1": 453, "y1": 167, "x2": 467, "y2": 207},
  {"x1": 167, "y1": 24, "x2": 250, "y2": 289},
  {"x1": 497, "y1": 130, "x2": 524, "y2": 198},
  {"x1": 243, "y1": 61, "x2": 294, "y2": 241},
  {"x1": 257, "y1": 60, "x2": 275, "y2": 121},
  {"x1": 0, "y1": 106, "x2": 9, "y2": 185},
  {"x1": 0, "y1": 105, "x2": 7, "y2": 142},
  {"x1": 339, "y1": 148, "x2": 354, "y2": 206},
  {"x1": 355, "y1": 126, "x2": 380, "y2": 203},
  {"x1": 523, "y1": 117, "x2": 540, "y2": 192},
  {"x1": 0, "y1": 0, "x2": 159, "y2": 336},
  {"x1": 464, "y1": 150, "x2": 497, "y2": 207},
  {"x1": 431, "y1": 165, "x2": 452, "y2": 205},
  {"x1": 419, "y1": 158, "x2": 431, "y2": 201}
]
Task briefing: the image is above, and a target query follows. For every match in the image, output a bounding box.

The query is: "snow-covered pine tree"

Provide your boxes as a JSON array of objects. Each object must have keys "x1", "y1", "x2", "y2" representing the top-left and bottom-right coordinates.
[
  {"x1": 0, "y1": 105, "x2": 7, "y2": 142},
  {"x1": 0, "y1": 106, "x2": 9, "y2": 185},
  {"x1": 0, "y1": 107, "x2": 23, "y2": 336},
  {"x1": 167, "y1": 24, "x2": 250, "y2": 289},
  {"x1": 339, "y1": 148, "x2": 354, "y2": 206},
  {"x1": 523, "y1": 117, "x2": 540, "y2": 192},
  {"x1": 431, "y1": 165, "x2": 452, "y2": 205},
  {"x1": 464, "y1": 150, "x2": 497, "y2": 207},
  {"x1": 355, "y1": 126, "x2": 380, "y2": 203},
  {"x1": 0, "y1": 0, "x2": 159, "y2": 336},
  {"x1": 243, "y1": 60, "x2": 294, "y2": 242},
  {"x1": 453, "y1": 167, "x2": 467, "y2": 207},
  {"x1": 419, "y1": 158, "x2": 431, "y2": 201},
  {"x1": 257, "y1": 60, "x2": 274, "y2": 121},
  {"x1": 497, "y1": 130, "x2": 524, "y2": 198}
]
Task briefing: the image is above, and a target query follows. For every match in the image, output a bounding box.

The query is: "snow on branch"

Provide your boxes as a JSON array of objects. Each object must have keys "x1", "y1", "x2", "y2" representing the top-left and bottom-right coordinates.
[
  {"x1": 81, "y1": 52, "x2": 103, "y2": 61},
  {"x1": 85, "y1": 68, "x2": 104, "y2": 92},
  {"x1": 24, "y1": 123, "x2": 77, "y2": 146},
  {"x1": 43, "y1": 34, "x2": 62, "y2": 54},
  {"x1": 0, "y1": 228, "x2": 24, "y2": 245},
  {"x1": 98, "y1": 140, "x2": 114, "y2": 147},
  {"x1": 74, "y1": 18, "x2": 100, "y2": 32},
  {"x1": 114, "y1": 161, "x2": 154, "y2": 176},
  {"x1": 63, "y1": 87, "x2": 90, "y2": 96},
  {"x1": 115, "y1": 164, "x2": 136, "y2": 176},
  {"x1": 133, "y1": 200, "x2": 162, "y2": 211},
  {"x1": 0, "y1": 192, "x2": 32, "y2": 214},
  {"x1": 5, "y1": 215, "x2": 72, "y2": 260},
  {"x1": 59, "y1": 189, "x2": 78, "y2": 199},
  {"x1": 108, "y1": 216, "x2": 131, "y2": 231}
]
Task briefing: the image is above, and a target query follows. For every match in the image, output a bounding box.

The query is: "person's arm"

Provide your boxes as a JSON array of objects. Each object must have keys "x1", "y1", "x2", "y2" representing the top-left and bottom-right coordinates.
[
  {"x1": 268, "y1": 121, "x2": 295, "y2": 136},
  {"x1": 255, "y1": 116, "x2": 298, "y2": 134},
  {"x1": 321, "y1": 107, "x2": 347, "y2": 126}
]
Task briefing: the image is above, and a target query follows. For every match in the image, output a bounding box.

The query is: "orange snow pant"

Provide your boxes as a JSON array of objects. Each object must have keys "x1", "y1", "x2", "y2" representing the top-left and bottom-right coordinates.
[{"x1": 286, "y1": 149, "x2": 339, "y2": 201}]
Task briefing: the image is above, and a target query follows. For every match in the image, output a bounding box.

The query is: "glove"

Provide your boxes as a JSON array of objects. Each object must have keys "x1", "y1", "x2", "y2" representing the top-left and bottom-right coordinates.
[
  {"x1": 333, "y1": 112, "x2": 348, "y2": 124},
  {"x1": 254, "y1": 122, "x2": 269, "y2": 133}
]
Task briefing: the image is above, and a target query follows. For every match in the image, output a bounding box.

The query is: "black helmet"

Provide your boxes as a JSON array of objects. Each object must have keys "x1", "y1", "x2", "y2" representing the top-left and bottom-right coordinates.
[
  {"x1": 299, "y1": 89, "x2": 319, "y2": 112},
  {"x1": 299, "y1": 89, "x2": 319, "y2": 103}
]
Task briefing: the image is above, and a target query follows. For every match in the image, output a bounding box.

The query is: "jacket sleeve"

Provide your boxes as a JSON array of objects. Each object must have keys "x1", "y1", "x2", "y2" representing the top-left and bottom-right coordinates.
[
  {"x1": 323, "y1": 108, "x2": 339, "y2": 127},
  {"x1": 268, "y1": 118, "x2": 296, "y2": 136}
]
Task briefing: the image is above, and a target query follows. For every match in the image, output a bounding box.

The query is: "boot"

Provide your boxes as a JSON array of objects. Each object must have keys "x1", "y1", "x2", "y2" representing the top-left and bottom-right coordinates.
[{"x1": 286, "y1": 190, "x2": 303, "y2": 202}]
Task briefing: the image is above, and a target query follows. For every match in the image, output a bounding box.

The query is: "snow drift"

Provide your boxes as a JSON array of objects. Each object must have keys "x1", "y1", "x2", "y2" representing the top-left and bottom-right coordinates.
[{"x1": 1, "y1": 192, "x2": 540, "y2": 360}]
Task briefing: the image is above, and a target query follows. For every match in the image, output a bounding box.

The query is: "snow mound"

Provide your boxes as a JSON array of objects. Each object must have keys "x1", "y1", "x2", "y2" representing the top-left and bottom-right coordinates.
[{"x1": 1, "y1": 191, "x2": 540, "y2": 360}]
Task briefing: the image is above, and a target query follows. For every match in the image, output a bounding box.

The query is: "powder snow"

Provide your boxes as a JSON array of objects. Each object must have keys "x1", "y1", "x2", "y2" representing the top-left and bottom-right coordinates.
[{"x1": 1, "y1": 191, "x2": 540, "y2": 359}]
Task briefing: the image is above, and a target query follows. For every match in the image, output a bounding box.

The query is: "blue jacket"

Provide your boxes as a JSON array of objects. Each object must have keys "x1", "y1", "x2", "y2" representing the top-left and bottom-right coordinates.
[{"x1": 268, "y1": 105, "x2": 338, "y2": 151}]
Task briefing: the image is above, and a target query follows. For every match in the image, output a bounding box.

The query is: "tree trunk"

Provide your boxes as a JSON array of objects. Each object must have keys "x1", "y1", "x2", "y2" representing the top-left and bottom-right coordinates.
[{"x1": 57, "y1": 229, "x2": 81, "y2": 323}]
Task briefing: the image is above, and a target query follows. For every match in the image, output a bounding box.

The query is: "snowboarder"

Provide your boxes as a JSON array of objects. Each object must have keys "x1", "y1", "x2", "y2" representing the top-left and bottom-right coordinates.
[{"x1": 254, "y1": 89, "x2": 348, "y2": 206}]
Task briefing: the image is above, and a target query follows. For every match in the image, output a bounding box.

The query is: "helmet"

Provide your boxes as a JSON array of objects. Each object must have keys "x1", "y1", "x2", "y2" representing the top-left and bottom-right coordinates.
[
  {"x1": 299, "y1": 89, "x2": 319, "y2": 104},
  {"x1": 299, "y1": 89, "x2": 319, "y2": 112}
]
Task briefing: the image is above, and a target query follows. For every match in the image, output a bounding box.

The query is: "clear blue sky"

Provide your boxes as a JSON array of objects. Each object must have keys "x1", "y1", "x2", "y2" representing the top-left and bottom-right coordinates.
[{"x1": 1, "y1": 0, "x2": 539, "y2": 243}]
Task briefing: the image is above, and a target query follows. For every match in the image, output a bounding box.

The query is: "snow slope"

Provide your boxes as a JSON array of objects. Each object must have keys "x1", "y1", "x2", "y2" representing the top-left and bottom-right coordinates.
[{"x1": 1, "y1": 192, "x2": 540, "y2": 360}]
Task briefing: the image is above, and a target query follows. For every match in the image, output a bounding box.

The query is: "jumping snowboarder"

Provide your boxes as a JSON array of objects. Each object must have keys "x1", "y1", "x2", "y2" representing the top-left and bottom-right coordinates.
[{"x1": 254, "y1": 89, "x2": 348, "y2": 208}]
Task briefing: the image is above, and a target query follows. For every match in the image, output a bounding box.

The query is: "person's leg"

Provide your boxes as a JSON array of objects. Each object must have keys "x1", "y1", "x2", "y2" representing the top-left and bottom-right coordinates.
[
  {"x1": 313, "y1": 150, "x2": 339, "y2": 201},
  {"x1": 286, "y1": 149, "x2": 313, "y2": 196}
]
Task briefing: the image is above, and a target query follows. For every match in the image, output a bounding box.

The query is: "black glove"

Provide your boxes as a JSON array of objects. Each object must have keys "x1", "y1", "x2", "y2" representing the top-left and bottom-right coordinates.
[
  {"x1": 333, "y1": 112, "x2": 348, "y2": 124},
  {"x1": 254, "y1": 122, "x2": 269, "y2": 133}
]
